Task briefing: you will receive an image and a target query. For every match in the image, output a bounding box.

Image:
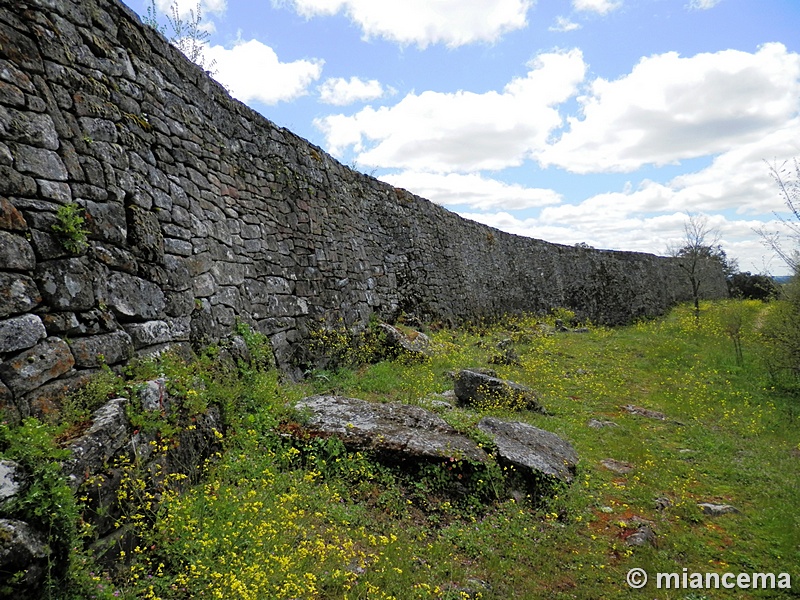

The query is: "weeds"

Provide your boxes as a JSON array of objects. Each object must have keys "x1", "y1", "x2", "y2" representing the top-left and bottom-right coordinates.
[
  {"x1": 51, "y1": 203, "x2": 89, "y2": 254},
  {"x1": 5, "y1": 303, "x2": 799, "y2": 599},
  {"x1": 0, "y1": 419, "x2": 79, "y2": 598}
]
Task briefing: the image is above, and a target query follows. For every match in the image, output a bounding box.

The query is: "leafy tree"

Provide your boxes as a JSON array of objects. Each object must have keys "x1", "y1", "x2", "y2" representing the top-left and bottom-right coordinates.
[{"x1": 669, "y1": 214, "x2": 730, "y2": 320}]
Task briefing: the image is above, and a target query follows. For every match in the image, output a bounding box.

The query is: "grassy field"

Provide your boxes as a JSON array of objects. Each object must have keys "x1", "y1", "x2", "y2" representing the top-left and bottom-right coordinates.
[{"x1": 10, "y1": 300, "x2": 800, "y2": 599}]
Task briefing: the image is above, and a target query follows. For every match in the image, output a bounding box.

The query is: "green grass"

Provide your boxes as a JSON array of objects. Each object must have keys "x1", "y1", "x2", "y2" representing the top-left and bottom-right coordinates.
[{"x1": 12, "y1": 301, "x2": 800, "y2": 599}]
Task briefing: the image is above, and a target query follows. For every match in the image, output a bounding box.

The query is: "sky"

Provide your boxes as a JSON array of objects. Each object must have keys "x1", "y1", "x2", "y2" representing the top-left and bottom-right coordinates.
[{"x1": 136, "y1": 0, "x2": 800, "y2": 275}]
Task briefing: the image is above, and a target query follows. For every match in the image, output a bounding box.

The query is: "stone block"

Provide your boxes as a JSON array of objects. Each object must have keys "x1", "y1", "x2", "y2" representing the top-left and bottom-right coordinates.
[
  {"x1": 267, "y1": 294, "x2": 308, "y2": 317},
  {"x1": 106, "y1": 271, "x2": 165, "y2": 320},
  {"x1": 164, "y1": 237, "x2": 192, "y2": 256},
  {"x1": 0, "y1": 314, "x2": 46, "y2": 353},
  {"x1": 454, "y1": 369, "x2": 544, "y2": 413},
  {"x1": 126, "y1": 206, "x2": 164, "y2": 262},
  {"x1": 210, "y1": 286, "x2": 241, "y2": 309},
  {"x1": 29, "y1": 229, "x2": 70, "y2": 261},
  {"x1": 0, "y1": 165, "x2": 36, "y2": 196},
  {"x1": 35, "y1": 257, "x2": 95, "y2": 311},
  {"x1": 83, "y1": 200, "x2": 126, "y2": 244},
  {"x1": 13, "y1": 144, "x2": 67, "y2": 180},
  {"x1": 245, "y1": 276, "x2": 292, "y2": 303},
  {"x1": 91, "y1": 242, "x2": 138, "y2": 274},
  {"x1": 211, "y1": 261, "x2": 244, "y2": 286},
  {"x1": 68, "y1": 331, "x2": 134, "y2": 367},
  {"x1": 124, "y1": 317, "x2": 190, "y2": 348},
  {"x1": 0, "y1": 231, "x2": 35, "y2": 270},
  {"x1": 295, "y1": 395, "x2": 488, "y2": 464},
  {"x1": 0, "y1": 519, "x2": 49, "y2": 596},
  {"x1": 164, "y1": 290, "x2": 194, "y2": 317},
  {"x1": 0, "y1": 379, "x2": 16, "y2": 422},
  {"x1": 37, "y1": 179, "x2": 72, "y2": 203},
  {"x1": 0, "y1": 273, "x2": 41, "y2": 318},
  {"x1": 0, "y1": 106, "x2": 58, "y2": 150},
  {"x1": 0, "y1": 198, "x2": 27, "y2": 231},
  {"x1": 25, "y1": 370, "x2": 96, "y2": 421},
  {"x1": 0, "y1": 337, "x2": 75, "y2": 396},
  {"x1": 477, "y1": 417, "x2": 579, "y2": 484},
  {"x1": 39, "y1": 311, "x2": 80, "y2": 335},
  {"x1": 0, "y1": 460, "x2": 23, "y2": 505},
  {"x1": 78, "y1": 117, "x2": 117, "y2": 143},
  {"x1": 162, "y1": 254, "x2": 191, "y2": 291},
  {"x1": 192, "y1": 272, "x2": 216, "y2": 297},
  {"x1": 63, "y1": 398, "x2": 130, "y2": 490}
]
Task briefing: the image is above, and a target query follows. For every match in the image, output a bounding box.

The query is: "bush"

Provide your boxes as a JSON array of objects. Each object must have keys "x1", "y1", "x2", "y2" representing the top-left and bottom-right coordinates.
[
  {"x1": 728, "y1": 272, "x2": 778, "y2": 301},
  {"x1": 758, "y1": 272, "x2": 800, "y2": 382}
]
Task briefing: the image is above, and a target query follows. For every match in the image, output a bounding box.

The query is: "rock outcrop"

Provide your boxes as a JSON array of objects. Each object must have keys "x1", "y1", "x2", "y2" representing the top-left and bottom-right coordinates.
[
  {"x1": 454, "y1": 369, "x2": 545, "y2": 413},
  {"x1": 293, "y1": 395, "x2": 578, "y2": 487},
  {"x1": 0, "y1": 380, "x2": 223, "y2": 592},
  {"x1": 295, "y1": 395, "x2": 488, "y2": 463},
  {"x1": 477, "y1": 417, "x2": 578, "y2": 483}
]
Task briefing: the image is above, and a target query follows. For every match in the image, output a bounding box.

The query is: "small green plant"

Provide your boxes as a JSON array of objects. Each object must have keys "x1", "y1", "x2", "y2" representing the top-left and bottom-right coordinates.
[
  {"x1": 234, "y1": 319, "x2": 275, "y2": 371},
  {"x1": 52, "y1": 202, "x2": 89, "y2": 254},
  {"x1": 59, "y1": 364, "x2": 125, "y2": 427},
  {"x1": 304, "y1": 317, "x2": 391, "y2": 372}
]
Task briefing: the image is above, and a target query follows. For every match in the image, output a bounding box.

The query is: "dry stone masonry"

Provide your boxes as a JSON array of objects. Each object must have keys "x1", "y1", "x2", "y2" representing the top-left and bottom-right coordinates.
[{"x1": 0, "y1": 0, "x2": 727, "y2": 418}]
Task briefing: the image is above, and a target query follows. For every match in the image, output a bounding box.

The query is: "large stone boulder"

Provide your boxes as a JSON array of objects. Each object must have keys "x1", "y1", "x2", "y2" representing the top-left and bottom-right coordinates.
[
  {"x1": 378, "y1": 323, "x2": 430, "y2": 361},
  {"x1": 63, "y1": 397, "x2": 130, "y2": 491},
  {"x1": 477, "y1": 417, "x2": 578, "y2": 483},
  {"x1": 0, "y1": 518, "x2": 49, "y2": 595},
  {"x1": 295, "y1": 395, "x2": 487, "y2": 463},
  {"x1": 0, "y1": 314, "x2": 47, "y2": 354},
  {"x1": 454, "y1": 369, "x2": 544, "y2": 413},
  {"x1": 0, "y1": 337, "x2": 75, "y2": 397},
  {"x1": 0, "y1": 460, "x2": 23, "y2": 506}
]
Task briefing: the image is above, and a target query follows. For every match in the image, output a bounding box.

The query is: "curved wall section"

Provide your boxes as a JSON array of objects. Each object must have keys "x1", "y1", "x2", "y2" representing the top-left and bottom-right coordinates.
[{"x1": 0, "y1": 0, "x2": 727, "y2": 417}]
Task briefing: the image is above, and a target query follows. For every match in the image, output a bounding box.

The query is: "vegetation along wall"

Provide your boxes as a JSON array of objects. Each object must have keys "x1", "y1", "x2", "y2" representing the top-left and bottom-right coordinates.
[{"x1": 0, "y1": 0, "x2": 727, "y2": 418}]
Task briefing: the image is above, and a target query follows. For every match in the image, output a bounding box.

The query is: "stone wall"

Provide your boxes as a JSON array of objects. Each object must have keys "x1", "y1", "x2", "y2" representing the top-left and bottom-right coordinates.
[{"x1": 0, "y1": 0, "x2": 727, "y2": 419}]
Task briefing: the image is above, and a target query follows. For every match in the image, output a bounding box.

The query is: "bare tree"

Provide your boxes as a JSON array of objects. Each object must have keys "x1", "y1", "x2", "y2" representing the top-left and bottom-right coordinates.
[
  {"x1": 758, "y1": 158, "x2": 800, "y2": 273},
  {"x1": 758, "y1": 159, "x2": 800, "y2": 384},
  {"x1": 668, "y1": 214, "x2": 727, "y2": 321},
  {"x1": 142, "y1": 0, "x2": 217, "y2": 75}
]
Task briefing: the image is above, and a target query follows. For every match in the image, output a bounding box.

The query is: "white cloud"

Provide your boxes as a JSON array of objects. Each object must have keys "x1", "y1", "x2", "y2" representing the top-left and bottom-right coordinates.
[
  {"x1": 454, "y1": 120, "x2": 799, "y2": 273},
  {"x1": 540, "y1": 43, "x2": 800, "y2": 174},
  {"x1": 549, "y1": 16, "x2": 581, "y2": 32},
  {"x1": 572, "y1": 0, "x2": 621, "y2": 15},
  {"x1": 318, "y1": 76, "x2": 386, "y2": 105},
  {"x1": 285, "y1": 0, "x2": 533, "y2": 48},
  {"x1": 687, "y1": 0, "x2": 722, "y2": 10},
  {"x1": 315, "y1": 49, "x2": 587, "y2": 172},
  {"x1": 666, "y1": 119, "x2": 800, "y2": 215},
  {"x1": 379, "y1": 171, "x2": 563, "y2": 211},
  {"x1": 205, "y1": 39, "x2": 324, "y2": 105}
]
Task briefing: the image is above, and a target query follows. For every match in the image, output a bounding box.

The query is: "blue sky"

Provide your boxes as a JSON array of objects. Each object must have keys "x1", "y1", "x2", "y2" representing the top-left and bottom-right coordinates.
[{"x1": 137, "y1": 0, "x2": 800, "y2": 275}]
